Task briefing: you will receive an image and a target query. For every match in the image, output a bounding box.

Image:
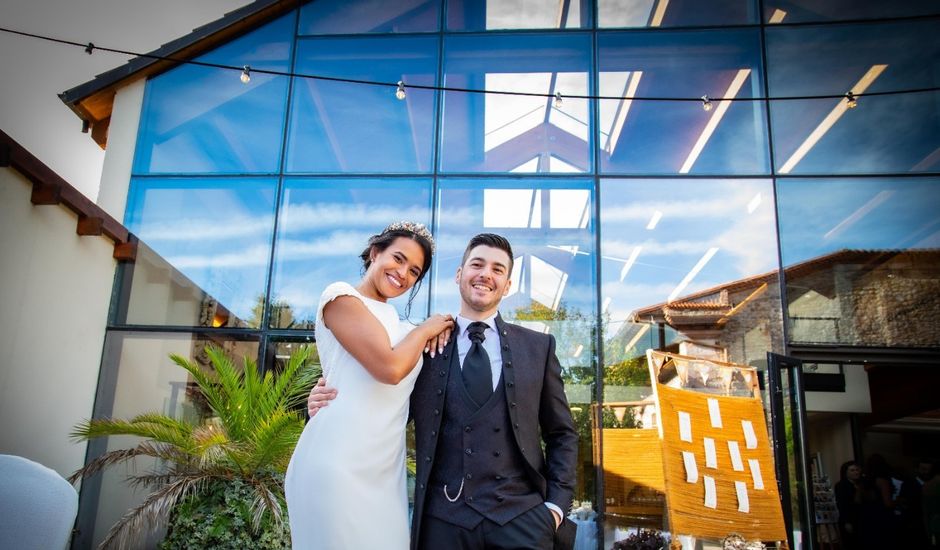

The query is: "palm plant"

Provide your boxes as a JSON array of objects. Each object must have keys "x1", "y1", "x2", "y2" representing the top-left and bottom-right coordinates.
[{"x1": 69, "y1": 345, "x2": 319, "y2": 549}]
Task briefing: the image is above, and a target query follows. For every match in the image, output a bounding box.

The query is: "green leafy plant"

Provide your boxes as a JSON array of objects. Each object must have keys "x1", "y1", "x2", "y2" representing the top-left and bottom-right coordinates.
[
  {"x1": 159, "y1": 478, "x2": 289, "y2": 549},
  {"x1": 69, "y1": 345, "x2": 319, "y2": 549}
]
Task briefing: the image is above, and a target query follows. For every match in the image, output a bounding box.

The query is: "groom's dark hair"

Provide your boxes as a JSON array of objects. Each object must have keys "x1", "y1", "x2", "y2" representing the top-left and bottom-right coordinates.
[{"x1": 461, "y1": 233, "x2": 514, "y2": 274}]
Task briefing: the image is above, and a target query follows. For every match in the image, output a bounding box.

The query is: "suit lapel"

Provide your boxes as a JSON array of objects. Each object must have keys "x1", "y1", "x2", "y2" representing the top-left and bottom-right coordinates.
[{"x1": 494, "y1": 313, "x2": 517, "y2": 409}]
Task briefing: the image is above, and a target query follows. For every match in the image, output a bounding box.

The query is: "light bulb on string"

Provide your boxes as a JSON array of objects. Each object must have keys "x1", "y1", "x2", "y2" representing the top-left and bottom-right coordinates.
[
  {"x1": 2, "y1": 26, "x2": 940, "y2": 111},
  {"x1": 845, "y1": 91, "x2": 858, "y2": 109}
]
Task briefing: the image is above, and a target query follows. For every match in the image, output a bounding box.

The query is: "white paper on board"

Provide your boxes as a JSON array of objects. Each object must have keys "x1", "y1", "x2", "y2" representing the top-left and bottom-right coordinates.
[
  {"x1": 704, "y1": 437, "x2": 717, "y2": 469},
  {"x1": 736, "y1": 480, "x2": 750, "y2": 513},
  {"x1": 704, "y1": 475, "x2": 717, "y2": 509},
  {"x1": 708, "y1": 398, "x2": 723, "y2": 428},
  {"x1": 679, "y1": 411, "x2": 692, "y2": 442},
  {"x1": 742, "y1": 420, "x2": 758, "y2": 449},
  {"x1": 749, "y1": 458, "x2": 765, "y2": 490},
  {"x1": 682, "y1": 451, "x2": 698, "y2": 483},
  {"x1": 728, "y1": 440, "x2": 744, "y2": 471}
]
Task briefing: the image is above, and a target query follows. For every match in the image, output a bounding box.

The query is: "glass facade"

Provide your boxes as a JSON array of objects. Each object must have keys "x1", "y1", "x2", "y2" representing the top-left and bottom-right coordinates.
[
  {"x1": 87, "y1": 1, "x2": 940, "y2": 548},
  {"x1": 440, "y1": 33, "x2": 592, "y2": 173},
  {"x1": 597, "y1": 29, "x2": 769, "y2": 175},
  {"x1": 286, "y1": 36, "x2": 440, "y2": 173},
  {"x1": 777, "y1": 177, "x2": 940, "y2": 347},
  {"x1": 132, "y1": 15, "x2": 294, "y2": 175},
  {"x1": 765, "y1": 18, "x2": 940, "y2": 175}
]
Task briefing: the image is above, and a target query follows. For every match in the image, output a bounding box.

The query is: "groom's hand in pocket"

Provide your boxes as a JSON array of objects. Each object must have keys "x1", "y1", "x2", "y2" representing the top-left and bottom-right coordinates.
[
  {"x1": 307, "y1": 378, "x2": 338, "y2": 417},
  {"x1": 550, "y1": 509, "x2": 562, "y2": 529}
]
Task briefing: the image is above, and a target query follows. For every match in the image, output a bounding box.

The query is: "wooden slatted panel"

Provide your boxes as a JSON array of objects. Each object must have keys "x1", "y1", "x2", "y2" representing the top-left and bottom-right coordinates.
[
  {"x1": 656, "y1": 381, "x2": 787, "y2": 542},
  {"x1": 602, "y1": 428, "x2": 666, "y2": 522}
]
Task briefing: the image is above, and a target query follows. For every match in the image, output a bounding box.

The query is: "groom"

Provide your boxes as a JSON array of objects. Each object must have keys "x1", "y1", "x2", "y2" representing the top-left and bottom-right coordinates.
[{"x1": 311, "y1": 233, "x2": 578, "y2": 550}]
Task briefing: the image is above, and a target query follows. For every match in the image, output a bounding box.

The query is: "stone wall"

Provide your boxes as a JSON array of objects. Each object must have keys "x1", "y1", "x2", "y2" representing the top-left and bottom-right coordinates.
[
  {"x1": 788, "y1": 253, "x2": 940, "y2": 347},
  {"x1": 719, "y1": 282, "x2": 786, "y2": 367}
]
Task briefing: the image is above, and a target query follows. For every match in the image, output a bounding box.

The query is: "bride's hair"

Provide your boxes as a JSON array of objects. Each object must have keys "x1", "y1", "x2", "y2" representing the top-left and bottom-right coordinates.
[{"x1": 359, "y1": 221, "x2": 434, "y2": 317}]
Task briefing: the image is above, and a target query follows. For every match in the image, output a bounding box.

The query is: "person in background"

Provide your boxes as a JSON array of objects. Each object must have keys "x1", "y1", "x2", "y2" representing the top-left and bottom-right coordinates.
[
  {"x1": 858, "y1": 454, "x2": 896, "y2": 550},
  {"x1": 898, "y1": 459, "x2": 936, "y2": 550},
  {"x1": 923, "y1": 469, "x2": 940, "y2": 549},
  {"x1": 835, "y1": 460, "x2": 863, "y2": 549}
]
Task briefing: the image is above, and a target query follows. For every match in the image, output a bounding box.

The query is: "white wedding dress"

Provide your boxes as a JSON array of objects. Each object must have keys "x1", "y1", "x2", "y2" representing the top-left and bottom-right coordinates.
[{"x1": 286, "y1": 282, "x2": 421, "y2": 550}]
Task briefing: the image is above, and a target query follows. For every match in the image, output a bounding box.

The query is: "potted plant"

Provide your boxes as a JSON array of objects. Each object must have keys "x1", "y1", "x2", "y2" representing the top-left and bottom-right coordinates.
[
  {"x1": 611, "y1": 528, "x2": 671, "y2": 550},
  {"x1": 69, "y1": 345, "x2": 319, "y2": 549}
]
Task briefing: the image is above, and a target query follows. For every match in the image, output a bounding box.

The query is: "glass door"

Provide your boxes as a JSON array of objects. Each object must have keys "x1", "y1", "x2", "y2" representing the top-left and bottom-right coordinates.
[{"x1": 767, "y1": 352, "x2": 815, "y2": 550}]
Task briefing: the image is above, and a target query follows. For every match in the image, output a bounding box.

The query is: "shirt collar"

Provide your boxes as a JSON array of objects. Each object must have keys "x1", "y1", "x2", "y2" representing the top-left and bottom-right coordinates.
[{"x1": 456, "y1": 313, "x2": 498, "y2": 337}]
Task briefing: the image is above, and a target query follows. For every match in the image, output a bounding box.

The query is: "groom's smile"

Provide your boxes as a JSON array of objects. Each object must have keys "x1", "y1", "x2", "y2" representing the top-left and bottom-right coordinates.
[{"x1": 456, "y1": 245, "x2": 512, "y2": 318}]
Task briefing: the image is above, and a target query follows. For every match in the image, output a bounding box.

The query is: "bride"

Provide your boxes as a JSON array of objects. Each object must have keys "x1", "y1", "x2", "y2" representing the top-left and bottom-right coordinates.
[{"x1": 285, "y1": 221, "x2": 454, "y2": 550}]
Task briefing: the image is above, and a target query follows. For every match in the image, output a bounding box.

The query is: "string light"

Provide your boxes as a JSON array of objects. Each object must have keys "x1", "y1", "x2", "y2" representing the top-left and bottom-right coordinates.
[
  {"x1": 554, "y1": 92, "x2": 563, "y2": 108},
  {"x1": 2, "y1": 26, "x2": 938, "y2": 106},
  {"x1": 396, "y1": 80, "x2": 406, "y2": 100},
  {"x1": 845, "y1": 91, "x2": 858, "y2": 109}
]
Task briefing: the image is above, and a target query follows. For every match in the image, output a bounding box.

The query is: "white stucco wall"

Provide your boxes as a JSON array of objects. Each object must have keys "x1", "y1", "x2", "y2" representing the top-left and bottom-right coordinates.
[
  {"x1": 96, "y1": 78, "x2": 145, "y2": 222},
  {"x1": 805, "y1": 363, "x2": 872, "y2": 413},
  {"x1": 0, "y1": 167, "x2": 116, "y2": 478}
]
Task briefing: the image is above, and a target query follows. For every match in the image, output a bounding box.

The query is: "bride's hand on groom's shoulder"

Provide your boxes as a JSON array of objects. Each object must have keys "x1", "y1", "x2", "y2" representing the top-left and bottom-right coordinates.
[
  {"x1": 307, "y1": 377, "x2": 337, "y2": 417},
  {"x1": 421, "y1": 314, "x2": 454, "y2": 358}
]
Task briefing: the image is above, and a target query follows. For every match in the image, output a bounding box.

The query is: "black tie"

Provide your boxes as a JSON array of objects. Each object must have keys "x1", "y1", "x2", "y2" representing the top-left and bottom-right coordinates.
[{"x1": 462, "y1": 321, "x2": 493, "y2": 407}]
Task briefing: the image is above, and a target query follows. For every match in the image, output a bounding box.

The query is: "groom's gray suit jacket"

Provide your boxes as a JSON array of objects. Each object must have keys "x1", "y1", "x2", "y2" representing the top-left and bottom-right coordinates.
[{"x1": 408, "y1": 312, "x2": 578, "y2": 549}]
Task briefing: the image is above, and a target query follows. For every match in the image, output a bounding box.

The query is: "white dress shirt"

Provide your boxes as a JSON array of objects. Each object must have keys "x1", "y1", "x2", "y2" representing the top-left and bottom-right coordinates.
[{"x1": 455, "y1": 314, "x2": 502, "y2": 391}]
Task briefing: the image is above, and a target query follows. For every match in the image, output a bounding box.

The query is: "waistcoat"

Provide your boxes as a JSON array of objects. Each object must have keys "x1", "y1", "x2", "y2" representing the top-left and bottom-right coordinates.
[{"x1": 424, "y1": 351, "x2": 542, "y2": 528}]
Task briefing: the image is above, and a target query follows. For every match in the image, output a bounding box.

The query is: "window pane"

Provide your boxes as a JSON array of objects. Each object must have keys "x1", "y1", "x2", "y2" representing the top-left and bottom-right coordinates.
[
  {"x1": 269, "y1": 178, "x2": 433, "y2": 329},
  {"x1": 133, "y1": 15, "x2": 293, "y2": 175},
  {"x1": 122, "y1": 177, "x2": 278, "y2": 327},
  {"x1": 777, "y1": 177, "x2": 940, "y2": 347},
  {"x1": 599, "y1": 0, "x2": 757, "y2": 28},
  {"x1": 286, "y1": 36, "x2": 439, "y2": 173},
  {"x1": 763, "y1": 0, "x2": 940, "y2": 24},
  {"x1": 79, "y1": 332, "x2": 259, "y2": 549},
  {"x1": 434, "y1": 177, "x2": 596, "y2": 505},
  {"x1": 599, "y1": 177, "x2": 782, "y2": 544},
  {"x1": 447, "y1": 0, "x2": 592, "y2": 30},
  {"x1": 767, "y1": 20, "x2": 940, "y2": 175},
  {"x1": 440, "y1": 34, "x2": 592, "y2": 173},
  {"x1": 299, "y1": 0, "x2": 441, "y2": 34},
  {"x1": 120, "y1": 241, "x2": 254, "y2": 329},
  {"x1": 599, "y1": 177, "x2": 782, "y2": 394},
  {"x1": 598, "y1": 29, "x2": 769, "y2": 175}
]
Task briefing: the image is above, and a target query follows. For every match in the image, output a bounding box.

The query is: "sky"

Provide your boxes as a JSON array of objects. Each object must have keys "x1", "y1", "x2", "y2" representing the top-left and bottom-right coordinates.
[{"x1": 0, "y1": 0, "x2": 251, "y2": 201}]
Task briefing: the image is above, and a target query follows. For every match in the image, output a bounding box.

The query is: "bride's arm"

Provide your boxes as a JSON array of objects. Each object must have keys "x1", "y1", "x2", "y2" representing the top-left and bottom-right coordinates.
[{"x1": 323, "y1": 297, "x2": 453, "y2": 384}]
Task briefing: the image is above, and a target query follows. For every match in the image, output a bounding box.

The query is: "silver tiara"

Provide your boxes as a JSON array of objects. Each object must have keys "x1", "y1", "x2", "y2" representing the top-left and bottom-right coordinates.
[{"x1": 384, "y1": 221, "x2": 435, "y2": 252}]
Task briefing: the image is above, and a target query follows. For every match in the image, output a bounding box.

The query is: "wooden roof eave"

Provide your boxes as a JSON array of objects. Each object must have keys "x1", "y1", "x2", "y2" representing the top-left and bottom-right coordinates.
[
  {"x1": 58, "y1": 0, "x2": 296, "y2": 148},
  {"x1": 1, "y1": 129, "x2": 136, "y2": 261}
]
